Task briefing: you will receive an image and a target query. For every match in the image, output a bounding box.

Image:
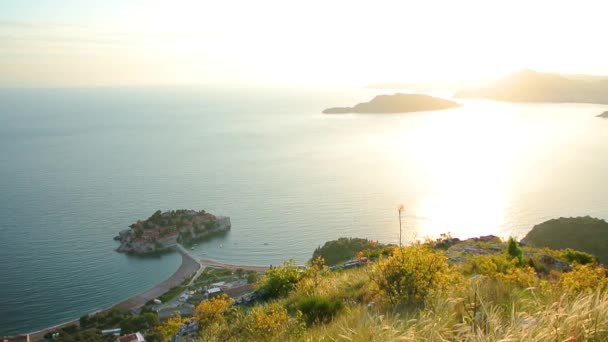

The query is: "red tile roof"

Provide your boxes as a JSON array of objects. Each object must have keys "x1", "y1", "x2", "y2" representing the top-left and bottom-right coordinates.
[
  {"x1": 159, "y1": 231, "x2": 179, "y2": 239},
  {"x1": 117, "y1": 332, "x2": 144, "y2": 342}
]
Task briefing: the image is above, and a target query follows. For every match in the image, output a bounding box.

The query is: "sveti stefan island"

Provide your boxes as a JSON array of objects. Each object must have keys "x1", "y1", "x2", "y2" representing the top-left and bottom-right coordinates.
[{"x1": 2, "y1": 2, "x2": 608, "y2": 342}]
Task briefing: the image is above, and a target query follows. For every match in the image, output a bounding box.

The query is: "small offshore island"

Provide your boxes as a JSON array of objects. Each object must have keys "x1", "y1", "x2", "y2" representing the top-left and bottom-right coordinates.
[
  {"x1": 598, "y1": 111, "x2": 608, "y2": 118},
  {"x1": 115, "y1": 209, "x2": 231, "y2": 254},
  {"x1": 322, "y1": 93, "x2": 461, "y2": 114}
]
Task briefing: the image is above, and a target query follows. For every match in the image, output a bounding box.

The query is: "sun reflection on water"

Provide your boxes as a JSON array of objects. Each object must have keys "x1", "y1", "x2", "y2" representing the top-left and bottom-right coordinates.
[{"x1": 384, "y1": 101, "x2": 534, "y2": 240}]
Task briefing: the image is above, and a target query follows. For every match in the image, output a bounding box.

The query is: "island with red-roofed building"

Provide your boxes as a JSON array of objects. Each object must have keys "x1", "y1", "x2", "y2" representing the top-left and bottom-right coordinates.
[{"x1": 115, "y1": 209, "x2": 231, "y2": 254}]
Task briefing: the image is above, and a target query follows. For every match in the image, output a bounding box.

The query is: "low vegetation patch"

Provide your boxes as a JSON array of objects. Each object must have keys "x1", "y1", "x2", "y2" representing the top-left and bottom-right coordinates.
[
  {"x1": 296, "y1": 296, "x2": 343, "y2": 325},
  {"x1": 157, "y1": 285, "x2": 186, "y2": 303}
]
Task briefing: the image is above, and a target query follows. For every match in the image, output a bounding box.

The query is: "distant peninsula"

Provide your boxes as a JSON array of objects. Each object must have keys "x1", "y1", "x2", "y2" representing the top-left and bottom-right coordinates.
[
  {"x1": 455, "y1": 69, "x2": 608, "y2": 104},
  {"x1": 115, "y1": 209, "x2": 231, "y2": 254},
  {"x1": 322, "y1": 93, "x2": 461, "y2": 114},
  {"x1": 521, "y1": 216, "x2": 608, "y2": 263},
  {"x1": 598, "y1": 111, "x2": 608, "y2": 118}
]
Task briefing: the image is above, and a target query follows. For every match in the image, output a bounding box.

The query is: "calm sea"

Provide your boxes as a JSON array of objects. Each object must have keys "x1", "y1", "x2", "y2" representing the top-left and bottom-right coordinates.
[{"x1": 1, "y1": 86, "x2": 607, "y2": 335}]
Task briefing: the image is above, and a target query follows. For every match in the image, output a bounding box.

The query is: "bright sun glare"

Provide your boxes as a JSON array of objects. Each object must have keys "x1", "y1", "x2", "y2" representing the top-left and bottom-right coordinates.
[{"x1": 384, "y1": 101, "x2": 535, "y2": 239}]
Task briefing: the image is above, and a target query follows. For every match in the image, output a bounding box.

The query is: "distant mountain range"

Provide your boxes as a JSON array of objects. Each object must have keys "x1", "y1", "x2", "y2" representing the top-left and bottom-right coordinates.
[{"x1": 455, "y1": 70, "x2": 608, "y2": 104}]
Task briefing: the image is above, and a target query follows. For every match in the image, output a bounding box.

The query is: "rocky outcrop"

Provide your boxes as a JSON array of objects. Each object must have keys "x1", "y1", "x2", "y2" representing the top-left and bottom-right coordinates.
[
  {"x1": 323, "y1": 93, "x2": 461, "y2": 114},
  {"x1": 443, "y1": 234, "x2": 575, "y2": 273},
  {"x1": 445, "y1": 237, "x2": 503, "y2": 259},
  {"x1": 538, "y1": 254, "x2": 571, "y2": 272}
]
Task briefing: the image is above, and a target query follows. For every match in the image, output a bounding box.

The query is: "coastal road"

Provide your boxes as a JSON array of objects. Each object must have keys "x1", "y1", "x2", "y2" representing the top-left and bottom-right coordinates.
[{"x1": 176, "y1": 244, "x2": 206, "y2": 286}]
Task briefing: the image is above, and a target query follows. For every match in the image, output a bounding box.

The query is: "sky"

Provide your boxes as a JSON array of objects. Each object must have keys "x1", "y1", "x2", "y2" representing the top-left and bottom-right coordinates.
[{"x1": 1, "y1": 0, "x2": 607, "y2": 87}]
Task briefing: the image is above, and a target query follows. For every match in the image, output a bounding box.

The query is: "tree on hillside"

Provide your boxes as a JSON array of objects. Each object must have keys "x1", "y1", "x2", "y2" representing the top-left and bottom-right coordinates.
[
  {"x1": 507, "y1": 237, "x2": 524, "y2": 266},
  {"x1": 259, "y1": 259, "x2": 301, "y2": 298}
]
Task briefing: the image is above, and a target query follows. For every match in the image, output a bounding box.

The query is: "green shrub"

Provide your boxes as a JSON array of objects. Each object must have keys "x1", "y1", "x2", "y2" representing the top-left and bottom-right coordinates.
[
  {"x1": 120, "y1": 313, "x2": 158, "y2": 334},
  {"x1": 312, "y1": 238, "x2": 385, "y2": 265},
  {"x1": 563, "y1": 248, "x2": 595, "y2": 265},
  {"x1": 60, "y1": 324, "x2": 79, "y2": 334},
  {"x1": 259, "y1": 259, "x2": 301, "y2": 298},
  {"x1": 247, "y1": 272, "x2": 258, "y2": 284},
  {"x1": 79, "y1": 314, "x2": 91, "y2": 328},
  {"x1": 297, "y1": 296, "x2": 343, "y2": 325},
  {"x1": 507, "y1": 237, "x2": 524, "y2": 266},
  {"x1": 360, "y1": 246, "x2": 392, "y2": 259}
]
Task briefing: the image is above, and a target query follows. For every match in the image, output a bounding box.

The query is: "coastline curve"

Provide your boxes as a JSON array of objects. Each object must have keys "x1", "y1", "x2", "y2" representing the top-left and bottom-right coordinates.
[{"x1": 27, "y1": 245, "x2": 200, "y2": 341}]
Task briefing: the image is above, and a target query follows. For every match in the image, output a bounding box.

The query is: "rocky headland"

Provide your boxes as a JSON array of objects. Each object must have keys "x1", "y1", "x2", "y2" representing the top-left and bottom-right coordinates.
[
  {"x1": 323, "y1": 93, "x2": 461, "y2": 114},
  {"x1": 522, "y1": 216, "x2": 608, "y2": 263},
  {"x1": 115, "y1": 209, "x2": 231, "y2": 254}
]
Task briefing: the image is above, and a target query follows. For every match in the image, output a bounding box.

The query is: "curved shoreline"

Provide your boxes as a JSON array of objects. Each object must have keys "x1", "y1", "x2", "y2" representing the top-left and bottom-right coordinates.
[{"x1": 27, "y1": 245, "x2": 200, "y2": 341}]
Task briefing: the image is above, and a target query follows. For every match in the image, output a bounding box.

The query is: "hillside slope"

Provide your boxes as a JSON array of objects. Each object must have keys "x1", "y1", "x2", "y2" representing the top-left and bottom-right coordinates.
[{"x1": 522, "y1": 216, "x2": 608, "y2": 263}]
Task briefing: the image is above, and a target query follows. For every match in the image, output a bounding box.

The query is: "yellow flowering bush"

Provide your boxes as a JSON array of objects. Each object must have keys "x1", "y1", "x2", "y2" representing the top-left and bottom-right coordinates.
[
  {"x1": 245, "y1": 302, "x2": 303, "y2": 340},
  {"x1": 155, "y1": 312, "x2": 188, "y2": 339},
  {"x1": 194, "y1": 293, "x2": 233, "y2": 326},
  {"x1": 370, "y1": 244, "x2": 455, "y2": 306},
  {"x1": 494, "y1": 265, "x2": 537, "y2": 287},
  {"x1": 560, "y1": 264, "x2": 608, "y2": 293},
  {"x1": 463, "y1": 254, "x2": 521, "y2": 276}
]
